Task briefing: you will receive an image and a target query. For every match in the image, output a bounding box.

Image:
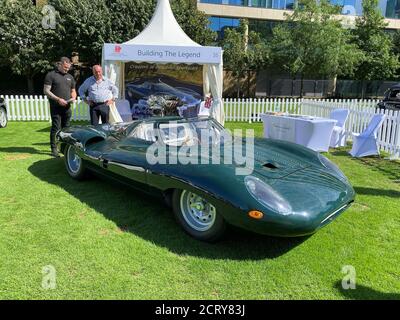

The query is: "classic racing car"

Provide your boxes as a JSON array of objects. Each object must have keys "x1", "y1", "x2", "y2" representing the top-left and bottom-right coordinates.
[
  {"x1": 56, "y1": 117, "x2": 355, "y2": 242},
  {"x1": 0, "y1": 97, "x2": 7, "y2": 128},
  {"x1": 377, "y1": 83, "x2": 400, "y2": 111}
]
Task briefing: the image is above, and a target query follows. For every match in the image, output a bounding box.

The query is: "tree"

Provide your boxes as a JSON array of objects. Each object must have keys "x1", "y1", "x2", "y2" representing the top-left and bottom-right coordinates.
[
  {"x1": 270, "y1": 0, "x2": 362, "y2": 97},
  {"x1": 171, "y1": 0, "x2": 216, "y2": 45},
  {"x1": 222, "y1": 19, "x2": 269, "y2": 97},
  {"x1": 0, "y1": 0, "x2": 60, "y2": 93},
  {"x1": 49, "y1": 0, "x2": 113, "y2": 65},
  {"x1": 352, "y1": 0, "x2": 399, "y2": 93},
  {"x1": 105, "y1": 0, "x2": 153, "y2": 43},
  {"x1": 49, "y1": 0, "x2": 215, "y2": 64}
]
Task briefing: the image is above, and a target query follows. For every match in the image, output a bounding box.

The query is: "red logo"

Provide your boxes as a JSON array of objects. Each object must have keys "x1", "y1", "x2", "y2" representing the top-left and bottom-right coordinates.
[
  {"x1": 114, "y1": 45, "x2": 122, "y2": 53},
  {"x1": 205, "y1": 96, "x2": 213, "y2": 109}
]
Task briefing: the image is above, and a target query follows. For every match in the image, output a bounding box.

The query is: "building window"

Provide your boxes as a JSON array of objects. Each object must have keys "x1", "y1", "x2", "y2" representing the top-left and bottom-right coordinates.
[
  {"x1": 200, "y1": 0, "x2": 400, "y2": 20},
  {"x1": 209, "y1": 16, "x2": 240, "y2": 40},
  {"x1": 386, "y1": 0, "x2": 400, "y2": 18}
]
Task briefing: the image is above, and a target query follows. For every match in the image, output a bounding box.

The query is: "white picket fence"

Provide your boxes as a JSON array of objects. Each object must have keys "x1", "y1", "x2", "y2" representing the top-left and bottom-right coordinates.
[
  {"x1": 2, "y1": 95, "x2": 303, "y2": 122},
  {"x1": 1, "y1": 95, "x2": 400, "y2": 158},
  {"x1": 223, "y1": 97, "x2": 301, "y2": 122},
  {"x1": 2, "y1": 95, "x2": 90, "y2": 121}
]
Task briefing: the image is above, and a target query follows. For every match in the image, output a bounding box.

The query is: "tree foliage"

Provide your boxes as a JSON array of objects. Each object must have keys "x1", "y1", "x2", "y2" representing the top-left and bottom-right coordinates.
[
  {"x1": 48, "y1": 0, "x2": 215, "y2": 64},
  {"x1": 352, "y1": 0, "x2": 399, "y2": 81},
  {"x1": 0, "y1": 0, "x2": 60, "y2": 92},
  {"x1": 170, "y1": 0, "x2": 216, "y2": 45},
  {"x1": 222, "y1": 19, "x2": 269, "y2": 97},
  {"x1": 270, "y1": 0, "x2": 362, "y2": 94},
  {"x1": 106, "y1": 0, "x2": 153, "y2": 44},
  {"x1": 49, "y1": 0, "x2": 114, "y2": 65}
]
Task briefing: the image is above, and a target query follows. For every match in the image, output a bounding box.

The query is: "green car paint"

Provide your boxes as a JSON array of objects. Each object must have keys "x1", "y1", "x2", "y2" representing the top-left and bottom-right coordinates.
[{"x1": 57, "y1": 117, "x2": 355, "y2": 237}]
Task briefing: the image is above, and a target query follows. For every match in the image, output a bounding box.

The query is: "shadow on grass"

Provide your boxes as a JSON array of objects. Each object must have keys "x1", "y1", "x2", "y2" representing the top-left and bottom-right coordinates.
[
  {"x1": 36, "y1": 126, "x2": 51, "y2": 133},
  {"x1": 329, "y1": 147, "x2": 400, "y2": 182},
  {"x1": 329, "y1": 149, "x2": 352, "y2": 157},
  {"x1": 28, "y1": 158, "x2": 307, "y2": 260},
  {"x1": 334, "y1": 281, "x2": 400, "y2": 300},
  {"x1": 0, "y1": 146, "x2": 51, "y2": 156},
  {"x1": 36, "y1": 122, "x2": 89, "y2": 133},
  {"x1": 32, "y1": 142, "x2": 50, "y2": 146},
  {"x1": 354, "y1": 186, "x2": 400, "y2": 198}
]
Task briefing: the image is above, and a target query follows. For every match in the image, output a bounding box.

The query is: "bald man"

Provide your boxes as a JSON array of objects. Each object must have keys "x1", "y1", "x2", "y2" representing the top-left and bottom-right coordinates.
[
  {"x1": 78, "y1": 65, "x2": 119, "y2": 125},
  {"x1": 44, "y1": 57, "x2": 77, "y2": 157}
]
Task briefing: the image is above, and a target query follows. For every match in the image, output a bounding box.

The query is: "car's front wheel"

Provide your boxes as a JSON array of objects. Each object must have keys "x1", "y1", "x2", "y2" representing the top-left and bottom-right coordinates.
[
  {"x1": 0, "y1": 107, "x2": 7, "y2": 128},
  {"x1": 64, "y1": 144, "x2": 86, "y2": 180},
  {"x1": 172, "y1": 189, "x2": 226, "y2": 242}
]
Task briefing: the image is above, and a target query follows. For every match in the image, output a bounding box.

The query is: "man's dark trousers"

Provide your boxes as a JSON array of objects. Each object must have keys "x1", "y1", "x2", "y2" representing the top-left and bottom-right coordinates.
[
  {"x1": 50, "y1": 105, "x2": 71, "y2": 150},
  {"x1": 90, "y1": 103, "x2": 109, "y2": 125}
]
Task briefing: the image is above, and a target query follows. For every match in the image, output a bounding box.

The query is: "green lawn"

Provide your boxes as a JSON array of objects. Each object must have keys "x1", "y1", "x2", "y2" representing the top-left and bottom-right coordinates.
[{"x1": 0, "y1": 121, "x2": 399, "y2": 300}]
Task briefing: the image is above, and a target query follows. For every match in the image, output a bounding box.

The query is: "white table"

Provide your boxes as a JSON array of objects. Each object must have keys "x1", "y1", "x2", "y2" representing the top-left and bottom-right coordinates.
[{"x1": 260, "y1": 113, "x2": 337, "y2": 152}]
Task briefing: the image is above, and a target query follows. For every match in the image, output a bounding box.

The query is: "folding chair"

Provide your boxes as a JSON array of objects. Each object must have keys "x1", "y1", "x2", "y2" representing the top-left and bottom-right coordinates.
[
  {"x1": 329, "y1": 109, "x2": 350, "y2": 148},
  {"x1": 349, "y1": 113, "x2": 386, "y2": 157}
]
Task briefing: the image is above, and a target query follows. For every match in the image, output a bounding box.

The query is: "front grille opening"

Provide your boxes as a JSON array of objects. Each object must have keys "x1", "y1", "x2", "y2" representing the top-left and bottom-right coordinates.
[
  {"x1": 263, "y1": 162, "x2": 278, "y2": 170},
  {"x1": 320, "y1": 201, "x2": 354, "y2": 226}
]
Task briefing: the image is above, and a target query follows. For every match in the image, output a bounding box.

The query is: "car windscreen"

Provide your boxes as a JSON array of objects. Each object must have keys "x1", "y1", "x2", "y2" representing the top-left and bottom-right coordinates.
[
  {"x1": 388, "y1": 89, "x2": 400, "y2": 100},
  {"x1": 158, "y1": 119, "x2": 226, "y2": 147}
]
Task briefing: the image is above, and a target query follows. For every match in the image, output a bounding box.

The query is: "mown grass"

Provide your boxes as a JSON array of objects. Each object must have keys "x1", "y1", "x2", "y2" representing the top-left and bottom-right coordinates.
[{"x1": 0, "y1": 121, "x2": 399, "y2": 300}]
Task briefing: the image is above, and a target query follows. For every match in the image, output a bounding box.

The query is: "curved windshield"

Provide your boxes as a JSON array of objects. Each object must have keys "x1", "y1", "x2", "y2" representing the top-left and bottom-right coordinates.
[{"x1": 127, "y1": 118, "x2": 228, "y2": 146}]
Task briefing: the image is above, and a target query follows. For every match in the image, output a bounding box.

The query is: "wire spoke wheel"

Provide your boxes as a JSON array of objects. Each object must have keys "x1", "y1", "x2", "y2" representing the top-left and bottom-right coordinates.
[
  {"x1": 64, "y1": 144, "x2": 86, "y2": 180},
  {"x1": 172, "y1": 189, "x2": 226, "y2": 242},
  {"x1": 180, "y1": 190, "x2": 217, "y2": 232},
  {"x1": 67, "y1": 146, "x2": 82, "y2": 174}
]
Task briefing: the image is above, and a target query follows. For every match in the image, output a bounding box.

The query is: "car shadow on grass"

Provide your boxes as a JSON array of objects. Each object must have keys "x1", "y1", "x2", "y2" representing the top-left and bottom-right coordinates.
[
  {"x1": 353, "y1": 186, "x2": 400, "y2": 198},
  {"x1": 0, "y1": 146, "x2": 51, "y2": 156},
  {"x1": 28, "y1": 158, "x2": 308, "y2": 261},
  {"x1": 329, "y1": 148, "x2": 400, "y2": 183},
  {"x1": 36, "y1": 126, "x2": 52, "y2": 133},
  {"x1": 334, "y1": 281, "x2": 400, "y2": 300}
]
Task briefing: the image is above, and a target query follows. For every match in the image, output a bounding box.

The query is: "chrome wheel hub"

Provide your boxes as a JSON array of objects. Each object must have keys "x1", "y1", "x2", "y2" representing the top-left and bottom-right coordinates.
[{"x1": 180, "y1": 190, "x2": 216, "y2": 232}]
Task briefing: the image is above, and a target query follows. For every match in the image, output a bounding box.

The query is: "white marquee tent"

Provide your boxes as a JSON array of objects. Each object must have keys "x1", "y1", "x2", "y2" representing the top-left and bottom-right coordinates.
[{"x1": 101, "y1": 0, "x2": 224, "y2": 124}]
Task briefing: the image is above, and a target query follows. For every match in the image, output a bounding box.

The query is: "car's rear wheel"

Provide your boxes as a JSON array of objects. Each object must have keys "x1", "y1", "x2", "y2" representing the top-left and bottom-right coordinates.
[
  {"x1": 0, "y1": 107, "x2": 7, "y2": 128},
  {"x1": 172, "y1": 189, "x2": 226, "y2": 242},
  {"x1": 64, "y1": 144, "x2": 86, "y2": 180}
]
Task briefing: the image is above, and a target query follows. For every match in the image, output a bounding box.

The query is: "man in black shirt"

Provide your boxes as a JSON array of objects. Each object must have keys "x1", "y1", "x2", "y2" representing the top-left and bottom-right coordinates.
[{"x1": 44, "y1": 57, "x2": 77, "y2": 157}]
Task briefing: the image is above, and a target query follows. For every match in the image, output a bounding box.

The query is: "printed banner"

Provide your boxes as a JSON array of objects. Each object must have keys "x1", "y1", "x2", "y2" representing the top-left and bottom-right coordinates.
[
  {"x1": 125, "y1": 62, "x2": 203, "y2": 118},
  {"x1": 104, "y1": 43, "x2": 222, "y2": 64}
]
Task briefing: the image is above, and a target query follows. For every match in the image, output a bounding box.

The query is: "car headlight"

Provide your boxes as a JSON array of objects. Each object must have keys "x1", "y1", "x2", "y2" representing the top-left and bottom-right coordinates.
[
  {"x1": 244, "y1": 176, "x2": 292, "y2": 215},
  {"x1": 318, "y1": 154, "x2": 348, "y2": 182}
]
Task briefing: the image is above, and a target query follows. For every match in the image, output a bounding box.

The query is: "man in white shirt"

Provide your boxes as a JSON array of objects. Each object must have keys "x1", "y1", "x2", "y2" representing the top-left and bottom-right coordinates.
[{"x1": 78, "y1": 65, "x2": 119, "y2": 125}]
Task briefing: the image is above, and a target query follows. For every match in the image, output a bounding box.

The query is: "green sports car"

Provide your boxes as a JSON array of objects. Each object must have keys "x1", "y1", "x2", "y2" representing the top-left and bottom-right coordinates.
[{"x1": 56, "y1": 117, "x2": 355, "y2": 242}]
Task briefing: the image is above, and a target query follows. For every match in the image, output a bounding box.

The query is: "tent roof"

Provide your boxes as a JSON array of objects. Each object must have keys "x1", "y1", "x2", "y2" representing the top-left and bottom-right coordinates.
[{"x1": 124, "y1": 0, "x2": 200, "y2": 47}]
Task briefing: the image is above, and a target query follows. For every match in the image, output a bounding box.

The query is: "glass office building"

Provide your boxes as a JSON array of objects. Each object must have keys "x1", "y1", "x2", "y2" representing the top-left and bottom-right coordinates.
[
  {"x1": 200, "y1": 0, "x2": 400, "y2": 19},
  {"x1": 201, "y1": 0, "x2": 400, "y2": 39}
]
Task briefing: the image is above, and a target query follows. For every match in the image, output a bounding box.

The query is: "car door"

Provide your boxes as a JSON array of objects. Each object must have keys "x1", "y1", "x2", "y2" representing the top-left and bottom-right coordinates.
[{"x1": 99, "y1": 123, "x2": 156, "y2": 190}]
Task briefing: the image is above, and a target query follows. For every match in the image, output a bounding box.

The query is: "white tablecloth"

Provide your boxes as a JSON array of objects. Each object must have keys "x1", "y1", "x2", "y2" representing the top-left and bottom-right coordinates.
[{"x1": 260, "y1": 113, "x2": 337, "y2": 152}]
